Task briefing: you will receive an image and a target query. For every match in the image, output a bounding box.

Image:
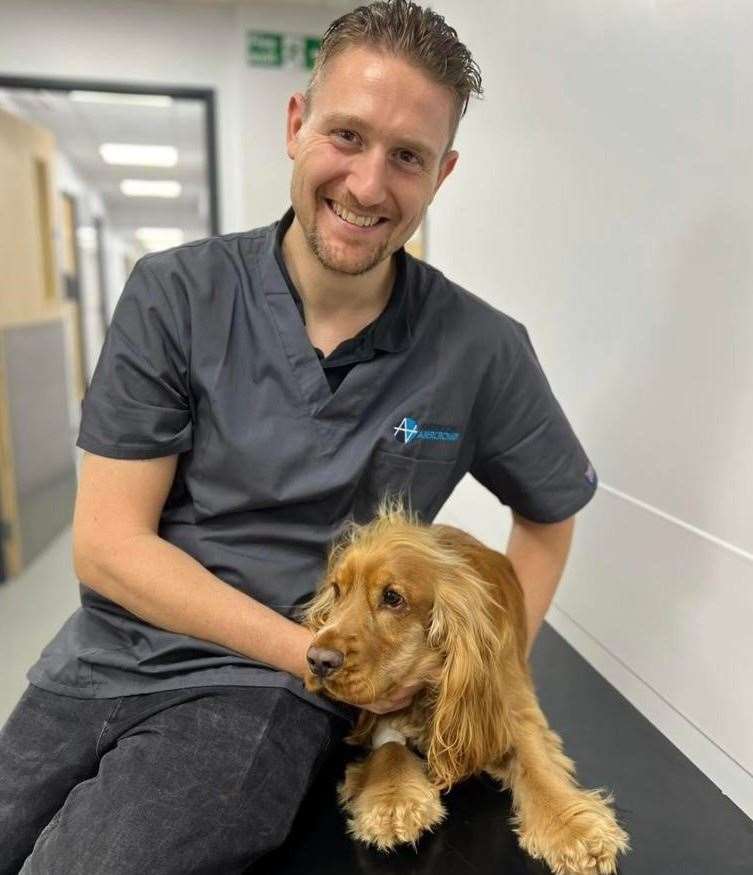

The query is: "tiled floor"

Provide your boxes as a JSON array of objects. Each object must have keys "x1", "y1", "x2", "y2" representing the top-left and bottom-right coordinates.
[{"x1": 0, "y1": 527, "x2": 79, "y2": 724}]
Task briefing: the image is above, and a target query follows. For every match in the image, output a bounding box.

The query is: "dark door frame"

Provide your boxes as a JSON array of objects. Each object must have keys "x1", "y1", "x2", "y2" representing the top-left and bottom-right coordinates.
[{"x1": 0, "y1": 75, "x2": 221, "y2": 235}]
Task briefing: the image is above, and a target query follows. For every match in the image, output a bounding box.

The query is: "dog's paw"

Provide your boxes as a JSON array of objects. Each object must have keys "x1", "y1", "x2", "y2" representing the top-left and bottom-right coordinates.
[
  {"x1": 340, "y1": 780, "x2": 446, "y2": 851},
  {"x1": 517, "y1": 791, "x2": 629, "y2": 875},
  {"x1": 337, "y1": 745, "x2": 446, "y2": 851}
]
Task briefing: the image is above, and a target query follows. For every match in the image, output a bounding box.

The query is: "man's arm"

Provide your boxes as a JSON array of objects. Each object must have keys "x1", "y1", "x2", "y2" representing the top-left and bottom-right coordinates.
[
  {"x1": 505, "y1": 511, "x2": 576, "y2": 656},
  {"x1": 73, "y1": 452, "x2": 313, "y2": 680}
]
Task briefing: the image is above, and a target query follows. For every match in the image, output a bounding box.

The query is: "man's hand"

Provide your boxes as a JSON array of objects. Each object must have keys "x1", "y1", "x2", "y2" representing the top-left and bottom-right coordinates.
[{"x1": 360, "y1": 681, "x2": 424, "y2": 715}]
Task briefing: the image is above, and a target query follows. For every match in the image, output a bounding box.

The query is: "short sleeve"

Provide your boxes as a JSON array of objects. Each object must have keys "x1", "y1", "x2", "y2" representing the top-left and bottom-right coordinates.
[
  {"x1": 470, "y1": 323, "x2": 597, "y2": 523},
  {"x1": 76, "y1": 257, "x2": 193, "y2": 460}
]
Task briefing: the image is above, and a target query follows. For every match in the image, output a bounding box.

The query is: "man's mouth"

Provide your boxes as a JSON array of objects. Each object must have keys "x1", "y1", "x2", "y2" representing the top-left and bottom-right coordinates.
[{"x1": 326, "y1": 198, "x2": 386, "y2": 229}]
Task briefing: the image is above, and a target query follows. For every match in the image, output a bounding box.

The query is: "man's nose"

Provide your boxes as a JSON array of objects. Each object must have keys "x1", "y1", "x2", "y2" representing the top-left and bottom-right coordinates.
[
  {"x1": 306, "y1": 645, "x2": 344, "y2": 678},
  {"x1": 347, "y1": 150, "x2": 387, "y2": 208}
]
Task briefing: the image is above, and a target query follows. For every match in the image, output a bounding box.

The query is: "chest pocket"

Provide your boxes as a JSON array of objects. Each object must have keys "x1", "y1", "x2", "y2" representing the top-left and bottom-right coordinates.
[{"x1": 353, "y1": 448, "x2": 459, "y2": 524}]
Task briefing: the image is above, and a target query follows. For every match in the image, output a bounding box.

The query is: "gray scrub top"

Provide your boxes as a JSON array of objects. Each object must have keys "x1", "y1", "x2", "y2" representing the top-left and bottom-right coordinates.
[{"x1": 28, "y1": 213, "x2": 598, "y2": 720}]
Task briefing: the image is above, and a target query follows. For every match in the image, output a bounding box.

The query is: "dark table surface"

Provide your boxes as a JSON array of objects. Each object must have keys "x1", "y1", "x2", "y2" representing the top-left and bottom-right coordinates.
[{"x1": 253, "y1": 624, "x2": 753, "y2": 875}]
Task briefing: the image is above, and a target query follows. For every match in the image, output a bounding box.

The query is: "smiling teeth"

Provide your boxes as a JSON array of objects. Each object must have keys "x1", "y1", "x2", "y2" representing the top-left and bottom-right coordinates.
[{"x1": 330, "y1": 201, "x2": 381, "y2": 228}]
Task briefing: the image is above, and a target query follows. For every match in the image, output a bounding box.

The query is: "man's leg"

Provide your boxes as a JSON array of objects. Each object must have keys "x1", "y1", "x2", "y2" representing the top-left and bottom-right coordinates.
[
  {"x1": 20, "y1": 685, "x2": 347, "y2": 875},
  {"x1": 0, "y1": 685, "x2": 115, "y2": 874}
]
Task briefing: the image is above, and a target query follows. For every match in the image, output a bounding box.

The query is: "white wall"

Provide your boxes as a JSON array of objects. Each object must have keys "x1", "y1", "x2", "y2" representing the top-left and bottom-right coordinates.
[
  {"x1": 234, "y1": 3, "x2": 345, "y2": 227},
  {"x1": 431, "y1": 0, "x2": 753, "y2": 818},
  {"x1": 0, "y1": 0, "x2": 340, "y2": 234}
]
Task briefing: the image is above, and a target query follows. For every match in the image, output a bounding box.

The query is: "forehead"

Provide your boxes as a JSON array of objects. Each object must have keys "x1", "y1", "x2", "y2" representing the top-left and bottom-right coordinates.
[
  {"x1": 334, "y1": 545, "x2": 392, "y2": 585},
  {"x1": 311, "y1": 45, "x2": 455, "y2": 155},
  {"x1": 333, "y1": 539, "x2": 434, "y2": 596}
]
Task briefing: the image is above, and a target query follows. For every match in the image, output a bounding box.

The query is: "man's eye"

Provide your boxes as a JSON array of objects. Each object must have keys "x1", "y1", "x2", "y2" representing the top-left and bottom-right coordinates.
[
  {"x1": 396, "y1": 149, "x2": 421, "y2": 167},
  {"x1": 382, "y1": 588, "x2": 404, "y2": 608},
  {"x1": 333, "y1": 129, "x2": 359, "y2": 145}
]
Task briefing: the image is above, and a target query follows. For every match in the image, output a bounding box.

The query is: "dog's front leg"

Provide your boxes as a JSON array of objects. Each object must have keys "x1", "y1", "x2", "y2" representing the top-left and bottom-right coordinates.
[
  {"x1": 338, "y1": 739, "x2": 445, "y2": 851},
  {"x1": 489, "y1": 708, "x2": 629, "y2": 875}
]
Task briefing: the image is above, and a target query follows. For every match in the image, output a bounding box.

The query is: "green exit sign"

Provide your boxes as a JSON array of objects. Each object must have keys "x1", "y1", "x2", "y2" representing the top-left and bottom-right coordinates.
[
  {"x1": 247, "y1": 31, "x2": 321, "y2": 69},
  {"x1": 247, "y1": 32, "x2": 283, "y2": 67},
  {"x1": 304, "y1": 37, "x2": 321, "y2": 70}
]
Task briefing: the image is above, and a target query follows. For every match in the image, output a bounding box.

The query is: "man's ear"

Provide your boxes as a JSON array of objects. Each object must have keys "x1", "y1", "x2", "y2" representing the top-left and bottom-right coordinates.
[
  {"x1": 432, "y1": 149, "x2": 459, "y2": 199},
  {"x1": 286, "y1": 92, "x2": 307, "y2": 159}
]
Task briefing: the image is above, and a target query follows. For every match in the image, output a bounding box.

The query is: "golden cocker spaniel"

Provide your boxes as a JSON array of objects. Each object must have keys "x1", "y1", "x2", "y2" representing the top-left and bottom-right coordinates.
[{"x1": 302, "y1": 504, "x2": 629, "y2": 875}]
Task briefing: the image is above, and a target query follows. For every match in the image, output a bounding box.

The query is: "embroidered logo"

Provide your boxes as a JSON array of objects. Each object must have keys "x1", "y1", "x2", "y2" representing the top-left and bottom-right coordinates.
[
  {"x1": 585, "y1": 463, "x2": 597, "y2": 485},
  {"x1": 393, "y1": 417, "x2": 461, "y2": 445}
]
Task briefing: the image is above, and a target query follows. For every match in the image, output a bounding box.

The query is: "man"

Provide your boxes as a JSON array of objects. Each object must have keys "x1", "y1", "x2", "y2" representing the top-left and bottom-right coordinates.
[{"x1": 0, "y1": 2, "x2": 596, "y2": 872}]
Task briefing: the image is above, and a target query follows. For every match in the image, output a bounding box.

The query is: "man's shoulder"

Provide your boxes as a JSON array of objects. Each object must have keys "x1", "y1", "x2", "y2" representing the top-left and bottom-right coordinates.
[
  {"x1": 123, "y1": 222, "x2": 279, "y2": 316},
  {"x1": 137, "y1": 222, "x2": 273, "y2": 279}
]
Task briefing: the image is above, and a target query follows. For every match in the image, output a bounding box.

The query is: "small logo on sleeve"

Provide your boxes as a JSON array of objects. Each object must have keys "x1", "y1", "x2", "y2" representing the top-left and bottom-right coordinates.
[
  {"x1": 585, "y1": 463, "x2": 597, "y2": 485},
  {"x1": 393, "y1": 417, "x2": 461, "y2": 445}
]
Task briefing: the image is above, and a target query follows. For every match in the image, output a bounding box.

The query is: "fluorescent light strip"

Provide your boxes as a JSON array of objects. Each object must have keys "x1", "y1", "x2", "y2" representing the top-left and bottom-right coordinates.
[
  {"x1": 100, "y1": 143, "x2": 178, "y2": 167},
  {"x1": 70, "y1": 90, "x2": 173, "y2": 108},
  {"x1": 121, "y1": 179, "x2": 182, "y2": 198}
]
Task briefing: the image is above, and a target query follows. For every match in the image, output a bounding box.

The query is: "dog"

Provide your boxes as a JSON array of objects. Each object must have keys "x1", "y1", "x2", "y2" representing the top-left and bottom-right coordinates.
[{"x1": 301, "y1": 503, "x2": 629, "y2": 875}]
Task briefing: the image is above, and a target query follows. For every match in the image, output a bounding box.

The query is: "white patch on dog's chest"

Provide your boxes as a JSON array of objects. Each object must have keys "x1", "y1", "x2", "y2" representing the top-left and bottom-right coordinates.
[{"x1": 371, "y1": 724, "x2": 408, "y2": 748}]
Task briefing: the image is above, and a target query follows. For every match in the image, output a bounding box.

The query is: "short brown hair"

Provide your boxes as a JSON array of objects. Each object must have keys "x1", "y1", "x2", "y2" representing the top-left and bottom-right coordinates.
[{"x1": 306, "y1": 0, "x2": 482, "y2": 149}]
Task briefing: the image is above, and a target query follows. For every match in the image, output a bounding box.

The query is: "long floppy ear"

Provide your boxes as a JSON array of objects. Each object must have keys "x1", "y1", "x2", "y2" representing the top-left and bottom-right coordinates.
[{"x1": 425, "y1": 556, "x2": 518, "y2": 790}]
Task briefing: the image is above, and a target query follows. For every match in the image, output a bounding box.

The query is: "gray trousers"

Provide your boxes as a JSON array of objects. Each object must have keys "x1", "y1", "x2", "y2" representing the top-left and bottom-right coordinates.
[{"x1": 0, "y1": 684, "x2": 348, "y2": 874}]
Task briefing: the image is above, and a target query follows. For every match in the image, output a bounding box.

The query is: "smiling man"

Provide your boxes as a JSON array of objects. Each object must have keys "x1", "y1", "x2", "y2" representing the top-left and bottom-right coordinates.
[
  {"x1": 0, "y1": 2, "x2": 597, "y2": 873},
  {"x1": 282, "y1": 42, "x2": 459, "y2": 360},
  {"x1": 285, "y1": 45, "x2": 457, "y2": 276}
]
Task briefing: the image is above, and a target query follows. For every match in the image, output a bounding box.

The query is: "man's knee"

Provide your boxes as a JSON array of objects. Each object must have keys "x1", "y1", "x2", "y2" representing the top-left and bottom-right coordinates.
[
  {"x1": 19, "y1": 688, "x2": 342, "y2": 874},
  {"x1": 0, "y1": 687, "x2": 106, "y2": 875}
]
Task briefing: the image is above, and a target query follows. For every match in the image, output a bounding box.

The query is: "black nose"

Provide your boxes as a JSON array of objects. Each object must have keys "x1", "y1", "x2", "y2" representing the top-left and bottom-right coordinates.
[{"x1": 307, "y1": 646, "x2": 344, "y2": 678}]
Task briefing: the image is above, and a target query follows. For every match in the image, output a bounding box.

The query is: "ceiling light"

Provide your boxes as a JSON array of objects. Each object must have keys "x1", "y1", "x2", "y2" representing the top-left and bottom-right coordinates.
[
  {"x1": 100, "y1": 143, "x2": 178, "y2": 167},
  {"x1": 70, "y1": 90, "x2": 173, "y2": 108},
  {"x1": 121, "y1": 180, "x2": 182, "y2": 198}
]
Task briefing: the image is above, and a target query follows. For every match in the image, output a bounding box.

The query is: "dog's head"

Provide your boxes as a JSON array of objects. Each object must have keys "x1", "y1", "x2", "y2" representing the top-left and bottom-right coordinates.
[
  {"x1": 302, "y1": 505, "x2": 443, "y2": 706},
  {"x1": 301, "y1": 503, "x2": 524, "y2": 787}
]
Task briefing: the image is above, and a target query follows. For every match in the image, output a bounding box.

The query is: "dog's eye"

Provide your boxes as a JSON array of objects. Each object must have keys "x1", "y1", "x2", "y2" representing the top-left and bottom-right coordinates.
[{"x1": 382, "y1": 588, "x2": 404, "y2": 609}]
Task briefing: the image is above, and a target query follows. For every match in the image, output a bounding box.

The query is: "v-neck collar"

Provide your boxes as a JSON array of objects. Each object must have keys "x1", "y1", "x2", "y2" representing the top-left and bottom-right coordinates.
[
  {"x1": 273, "y1": 208, "x2": 411, "y2": 362},
  {"x1": 257, "y1": 211, "x2": 414, "y2": 418}
]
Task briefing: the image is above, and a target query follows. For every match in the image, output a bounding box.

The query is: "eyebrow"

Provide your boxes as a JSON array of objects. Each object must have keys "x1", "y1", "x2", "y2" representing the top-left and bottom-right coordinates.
[{"x1": 321, "y1": 112, "x2": 438, "y2": 163}]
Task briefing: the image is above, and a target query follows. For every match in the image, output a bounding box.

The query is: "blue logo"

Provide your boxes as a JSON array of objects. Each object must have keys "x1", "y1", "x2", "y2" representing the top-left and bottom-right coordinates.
[{"x1": 393, "y1": 417, "x2": 460, "y2": 445}]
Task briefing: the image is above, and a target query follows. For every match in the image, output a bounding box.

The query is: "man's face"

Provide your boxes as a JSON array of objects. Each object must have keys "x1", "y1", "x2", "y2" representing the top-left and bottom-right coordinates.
[{"x1": 286, "y1": 46, "x2": 459, "y2": 276}]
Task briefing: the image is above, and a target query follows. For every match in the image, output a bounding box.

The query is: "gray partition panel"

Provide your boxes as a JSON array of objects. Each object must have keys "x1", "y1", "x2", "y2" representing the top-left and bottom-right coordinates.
[{"x1": 4, "y1": 319, "x2": 76, "y2": 568}]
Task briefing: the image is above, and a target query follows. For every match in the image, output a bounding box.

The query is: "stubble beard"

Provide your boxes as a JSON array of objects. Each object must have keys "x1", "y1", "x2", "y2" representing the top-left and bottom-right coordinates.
[{"x1": 306, "y1": 215, "x2": 393, "y2": 277}]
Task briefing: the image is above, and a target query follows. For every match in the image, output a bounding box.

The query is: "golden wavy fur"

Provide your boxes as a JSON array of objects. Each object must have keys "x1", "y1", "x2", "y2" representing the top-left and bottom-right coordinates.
[{"x1": 301, "y1": 503, "x2": 629, "y2": 874}]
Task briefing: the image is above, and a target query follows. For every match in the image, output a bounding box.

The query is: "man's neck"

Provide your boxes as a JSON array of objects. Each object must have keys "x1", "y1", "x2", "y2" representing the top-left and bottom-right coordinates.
[{"x1": 281, "y1": 216, "x2": 395, "y2": 324}]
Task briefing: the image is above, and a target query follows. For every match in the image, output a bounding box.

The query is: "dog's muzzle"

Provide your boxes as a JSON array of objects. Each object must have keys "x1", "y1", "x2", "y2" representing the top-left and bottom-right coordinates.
[{"x1": 306, "y1": 645, "x2": 344, "y2": 678}]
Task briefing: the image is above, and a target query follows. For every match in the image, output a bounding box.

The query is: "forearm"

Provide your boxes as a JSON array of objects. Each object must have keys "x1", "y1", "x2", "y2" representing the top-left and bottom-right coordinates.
[
  {"x1": 74, "y1": 531, "x2": 313, "y2": 680},
  {"x1": 505, "y1": 513, "x2": 575, "y2": 655}
]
